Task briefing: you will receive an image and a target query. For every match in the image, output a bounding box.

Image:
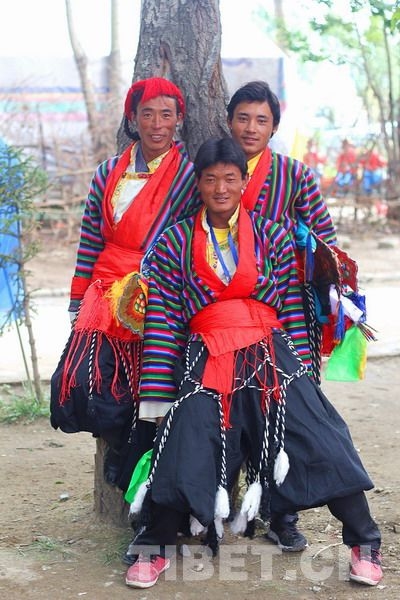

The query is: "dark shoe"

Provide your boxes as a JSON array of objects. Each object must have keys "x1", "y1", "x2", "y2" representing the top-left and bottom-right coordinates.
[
  {"x1": 266, "y1": 520, "x2": 308, "y2": 552},
  {"x1": 123, "y1": 549, "x2": 139, "y2": 566},
  {"x1": 349, "y1": 546, "x2": 382, "y2": 586},
  {"x1": 123, "y1": 529, "x2": 145, "y2": 565},
  {"x1": 125, "y1": 554, "x2": 170, "y2": 588}
]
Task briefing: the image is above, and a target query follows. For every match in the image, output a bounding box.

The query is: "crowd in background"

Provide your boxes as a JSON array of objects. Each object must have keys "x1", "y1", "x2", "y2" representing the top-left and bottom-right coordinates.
[{"x1": 303, "y1": 137, "x2": 387, "y2": 198}]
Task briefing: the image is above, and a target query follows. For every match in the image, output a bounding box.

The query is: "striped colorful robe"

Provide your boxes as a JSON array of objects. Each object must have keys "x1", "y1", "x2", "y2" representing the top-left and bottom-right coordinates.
[
  {"x1": 246, "y1": 149, "x2": 337, "y2": 376},
  {"x1": 248, "y1": 150, "x2": 336, "y2": 243},
  {"x1": 50, "y1": 141, "x2": 201, "y2": 443},
  {"x1": 68, "y1": 141, "x2": 199, "y2": 312},
  {"x1": 139, "y1": 209, "x2": 303, "y2": 410},
  {"x1": 135, "y1": 209, "x2": 374, "y2": 528}
]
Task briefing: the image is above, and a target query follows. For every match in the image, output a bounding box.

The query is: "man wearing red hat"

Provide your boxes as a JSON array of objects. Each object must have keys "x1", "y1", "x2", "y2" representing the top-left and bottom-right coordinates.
[{"x1": 50, "y1": 77, "x2": 201, "y2": 488}]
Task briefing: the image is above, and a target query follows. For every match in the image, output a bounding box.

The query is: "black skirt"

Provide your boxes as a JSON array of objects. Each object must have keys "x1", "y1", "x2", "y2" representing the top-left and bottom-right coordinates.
[
  {"x1": 50, "y1": 331, "x2": 136, "y2": 441},
  {"x1": 147, "y1": 333, "x2": 373, "y2": 526},
  {"x1": 50, "y1": 330, "x2": 156, "y2": 491}
]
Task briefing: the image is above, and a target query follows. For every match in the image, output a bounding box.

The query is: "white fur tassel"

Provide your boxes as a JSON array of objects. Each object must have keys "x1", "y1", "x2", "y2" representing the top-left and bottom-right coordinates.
[
  {"x1": 190, "y1": 515, "x2": 206, "y2": 536},
  {"x1": 229, "y1": 481, "x2": 262, "y2": 535},
  {"x1": 214, "y1": 485, "x2": 230, "y2": 520},
  {"x1": 230, "y1": 510, "x2": 248, "y2": 535},
  {"x1": 240, "y1": 481, "x2": 262, "y2": 520},
  {"x1": 129, "y1": 481, "x2": 148, "y2": 516},
  {"x1": 274, "y1": 448, "x2": 290, "y2": 486}
]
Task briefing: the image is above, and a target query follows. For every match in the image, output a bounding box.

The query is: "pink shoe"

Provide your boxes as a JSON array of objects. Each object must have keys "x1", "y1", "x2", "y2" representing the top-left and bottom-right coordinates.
[
  {"x1": 125, "y1": 554, "x2": 170, "y2": 588},
  {"x1": 349, "y1": 546, "x2": 383, "y2": 586}
]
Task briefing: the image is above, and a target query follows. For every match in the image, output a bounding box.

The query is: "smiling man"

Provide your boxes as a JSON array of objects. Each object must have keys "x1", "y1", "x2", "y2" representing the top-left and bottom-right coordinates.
[
  {"x1": 227, "y1": 80, "x2": 339, "y2": 552},
  {"x1": 227, "y1": 80, "x2": 337, "y2": 376},
  {"x1": 124, "y1": 137, "x2": 382, "y2": 590},
  {"x1": 131, "y1": 95, "x2": 182, "y2": 162},
  {"x1": 50, "y1": 77, "x2": 201, "y2": 493}
]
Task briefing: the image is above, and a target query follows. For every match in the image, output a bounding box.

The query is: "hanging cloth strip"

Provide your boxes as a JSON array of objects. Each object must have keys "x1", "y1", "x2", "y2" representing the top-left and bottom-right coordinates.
[{"x1": 241, "y1": 147, "x2": 272, "y2": 211}]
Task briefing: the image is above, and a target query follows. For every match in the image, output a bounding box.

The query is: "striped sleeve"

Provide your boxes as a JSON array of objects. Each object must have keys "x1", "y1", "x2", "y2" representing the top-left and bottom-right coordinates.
[
  {"x1": 266, "y1": 224, "x2": 303, "y2": 324},
  {"x1": 256, "y1": 218, "x2": 311, "y2": 366},
  {"x1": 296, "y1": 162, "x2": 337, "y2": 245},
  {"x1": 139, "y1": 231, "x2": 188, "y2": 418},
  {"x1": 69, "y1": 157, "x2": 117, "y2": 289}
]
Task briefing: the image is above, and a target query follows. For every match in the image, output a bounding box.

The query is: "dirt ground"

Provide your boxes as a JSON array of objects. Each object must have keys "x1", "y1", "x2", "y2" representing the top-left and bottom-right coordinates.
[{"x1": 1, "y1": 216, "x2": 400, "y2": 599}]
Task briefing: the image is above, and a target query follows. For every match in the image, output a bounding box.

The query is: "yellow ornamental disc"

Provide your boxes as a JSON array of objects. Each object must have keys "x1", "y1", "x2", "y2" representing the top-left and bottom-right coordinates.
[{"x1": 117, "y1": 272, "x2": 149, "y2": 336}]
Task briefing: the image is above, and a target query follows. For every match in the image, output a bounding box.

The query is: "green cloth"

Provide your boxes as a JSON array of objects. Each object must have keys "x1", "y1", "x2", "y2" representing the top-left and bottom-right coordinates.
[
  {"x1": 124, "y1": 449, "x2": 153, "y2": 503},
  {"x1": 325, "y1": 325, "x2": 367, "y2": 381}
]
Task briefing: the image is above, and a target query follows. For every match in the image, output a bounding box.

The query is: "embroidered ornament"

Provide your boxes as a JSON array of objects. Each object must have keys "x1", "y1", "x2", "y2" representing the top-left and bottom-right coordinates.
[
  {"x1": 116, "y1": 272, "x2": 148, "y2": 336},
  {"x1": 332, "y1": 246, "x2": 358, "y2": 291}
]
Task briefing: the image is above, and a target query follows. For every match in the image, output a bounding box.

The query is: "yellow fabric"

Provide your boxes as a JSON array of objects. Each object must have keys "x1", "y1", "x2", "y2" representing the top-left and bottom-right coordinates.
[
  {"x1": 247, "y1": 151, "x2": 263, "y2": 177},
  {"x1": 213, "y1": 227, "x2": 230, "y2": 244},
  {"x1": 200, "y1": 207, "x2": 239, "y2": 282}
]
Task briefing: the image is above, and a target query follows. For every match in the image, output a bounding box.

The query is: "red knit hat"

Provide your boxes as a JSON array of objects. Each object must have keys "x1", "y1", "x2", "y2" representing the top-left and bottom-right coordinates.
[{"x1": 124, "y1": 77, "x2": 185, "y2": 118}]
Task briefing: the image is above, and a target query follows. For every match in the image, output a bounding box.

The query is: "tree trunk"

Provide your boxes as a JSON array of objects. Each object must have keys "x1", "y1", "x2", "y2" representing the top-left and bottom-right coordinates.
[
  {"x1": 65, "y1": 0, "x2": 107, "y2": 161},
  {"x1": 94, "y1": 439, "x2": 130, "y2": 526},
  {"x1": 117, "y1": 0, "x2": 229, "y2": 157}
]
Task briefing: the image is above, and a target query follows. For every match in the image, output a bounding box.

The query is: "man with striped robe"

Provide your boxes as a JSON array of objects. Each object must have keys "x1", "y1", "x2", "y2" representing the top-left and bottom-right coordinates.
[
  {"x1": 125, "y1": 137, "x2": 382, "y2": 590},
  {"x1": 50, "y1": 78, "x2": 201, "y2": 489},
  {"x1": 227, "y1": 80, "x2": 338, "y2": 550}
]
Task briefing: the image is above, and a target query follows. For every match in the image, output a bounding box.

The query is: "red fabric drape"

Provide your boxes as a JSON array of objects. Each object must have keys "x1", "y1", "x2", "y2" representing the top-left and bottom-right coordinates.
[
  {"x1": 190, "y1": 206, "x2": 282, "y2": 426},
  {"x1": 101, "y1": 142, "x2": 183, "y2": 250},
  {"x1": 192, "y1": 206, "x2": 259, "y2": 299},
  {"x1": 241, "y1": 147, "x2": 272, "y2": 211}
]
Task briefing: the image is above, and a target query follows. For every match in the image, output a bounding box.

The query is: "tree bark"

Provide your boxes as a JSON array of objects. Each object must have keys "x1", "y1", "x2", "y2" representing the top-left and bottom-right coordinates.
[
  {"x1": 65, "y1": 1, "x2": 100, "y2": 156},
  {"x1": 94, "y1": 439, "x2": 129, "y2": 526},
  {"x1": 117, "y1": 0, "x2": 229, "y2": 157}
]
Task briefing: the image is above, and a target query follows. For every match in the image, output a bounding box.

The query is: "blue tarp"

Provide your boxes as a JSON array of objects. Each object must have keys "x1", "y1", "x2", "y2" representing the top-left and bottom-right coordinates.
[{"x1": 0, "y1": 139, "x2": 23, "y2": 331}]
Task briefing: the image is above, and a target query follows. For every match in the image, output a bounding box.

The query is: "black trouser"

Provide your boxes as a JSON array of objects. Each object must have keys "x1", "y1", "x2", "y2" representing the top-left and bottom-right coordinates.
[
  {"x1": 130, "y1": 490, "x2": 380, "y2": 556},
  {"x1": 328, "y1": 492, "x2": 381, "y2": 549},
  {"x1": 131, "y1": 339, "x2": 380, "y2": 554},
  {"x1": 129, "y1": 502, "x2": 185, "y2": 558}
]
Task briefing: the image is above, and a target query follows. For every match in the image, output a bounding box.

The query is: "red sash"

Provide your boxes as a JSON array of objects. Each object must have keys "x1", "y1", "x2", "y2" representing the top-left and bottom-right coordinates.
[
  {"x1": 241, "y1": 147, "x2": 272, "y2": 211},
  {"x1": 192, "y1": 205, "x2": 259, "y2": 299},
  {"x1": 190, "y1": 206, "x2": 282, "y2": 426},
  {"x1": 101, "y1": 142, "x2": 183, "y2": 250}
]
